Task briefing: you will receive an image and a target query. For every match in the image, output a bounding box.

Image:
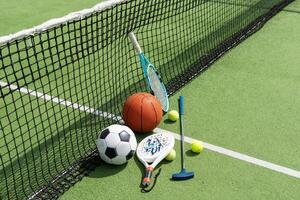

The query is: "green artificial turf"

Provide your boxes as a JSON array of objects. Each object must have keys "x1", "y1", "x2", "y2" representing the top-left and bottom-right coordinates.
[
  {"x1": 59, "y1": 142, "x2": 300, "y2": 200},
  {"x1": 161, "y1": 10, "x2": 300, "y2": 170},
  {"x1": 1, "y1": 0, "x2": 300, "y2": 199},
  {"x1": 0, "y1": 0, "x2": 104, "y2": 36},
  {"x1": 285, "y1": 0, "x2": 300, "y2": 12},
  {"x1": 60, "y1": 6, "x2": 300, "y2": 200}
]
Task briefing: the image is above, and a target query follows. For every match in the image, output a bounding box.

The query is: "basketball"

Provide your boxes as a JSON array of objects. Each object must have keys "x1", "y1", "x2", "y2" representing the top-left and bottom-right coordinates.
[{"x1": 122, "y1": 93, "x2": 163, "y2": 133}]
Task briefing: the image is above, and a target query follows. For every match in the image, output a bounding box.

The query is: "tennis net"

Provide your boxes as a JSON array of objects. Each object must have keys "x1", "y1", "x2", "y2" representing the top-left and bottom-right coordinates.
[{"x1": 0, "y1": 0, "x2": 292, "y2": 199}]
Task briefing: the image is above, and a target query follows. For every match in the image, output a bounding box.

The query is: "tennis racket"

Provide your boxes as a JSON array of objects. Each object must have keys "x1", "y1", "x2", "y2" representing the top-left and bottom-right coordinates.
[
  {"x1": 137, "y1": 132, "x2": 175, "y2": 188},
  {"x1": 128, "y1": 32, "x2": 169, "y2": 112}
]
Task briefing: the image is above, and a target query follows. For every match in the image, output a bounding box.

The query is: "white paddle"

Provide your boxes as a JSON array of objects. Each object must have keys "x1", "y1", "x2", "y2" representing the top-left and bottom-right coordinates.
[{"x1": 137, "y1": 132, "x2": 175, "y2": 188}]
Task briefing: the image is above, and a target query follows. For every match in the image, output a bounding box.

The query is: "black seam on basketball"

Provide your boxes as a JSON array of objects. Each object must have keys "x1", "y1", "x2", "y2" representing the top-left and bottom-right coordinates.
[
  {"x1": 124, "y1": 96, "x2": 140, "y2": 124},
  {"x1": 124, "y1": 102, "x2": 131, "y2": 123},
  {"x1": 140, "y1": 96, "x2": 146, "y2": 133},
  {"x1": 150, "y1": 101, "x2": 158, "y2": 126}
]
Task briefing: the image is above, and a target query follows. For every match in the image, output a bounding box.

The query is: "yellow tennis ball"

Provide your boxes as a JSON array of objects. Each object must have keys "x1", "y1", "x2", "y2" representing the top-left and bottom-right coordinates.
[
  {"x1": 165, "y1": 149, "x2": 176, "y2": 161},
  {"x1": 168, "y1": 110, "x2": 179, "y2": 122},
  {"x1": 191, "y1": 141, "x2": 204, "y2": 153}
]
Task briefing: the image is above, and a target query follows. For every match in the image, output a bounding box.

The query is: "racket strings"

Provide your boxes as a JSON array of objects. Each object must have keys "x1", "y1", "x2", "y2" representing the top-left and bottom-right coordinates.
[{"x1": 147, "y1": 67, "x2": 169, "y2": 111}]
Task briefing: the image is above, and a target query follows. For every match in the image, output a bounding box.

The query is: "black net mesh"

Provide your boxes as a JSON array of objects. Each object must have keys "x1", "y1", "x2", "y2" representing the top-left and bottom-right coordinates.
[{"x1": 0, "y1": 0, "x2": 292, "y2": 199}]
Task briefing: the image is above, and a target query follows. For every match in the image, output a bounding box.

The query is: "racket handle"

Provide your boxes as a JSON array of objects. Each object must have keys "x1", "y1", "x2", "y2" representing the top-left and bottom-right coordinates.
[
  {"x1": 142, "y1": 166, "x2": 153, "y2": 187},
  {"x1": 179, "y1": 96, "x2": 184, "y2": 115},
  {"x1": 128, "y1": 32, "x2": 143, "y2": 54}
]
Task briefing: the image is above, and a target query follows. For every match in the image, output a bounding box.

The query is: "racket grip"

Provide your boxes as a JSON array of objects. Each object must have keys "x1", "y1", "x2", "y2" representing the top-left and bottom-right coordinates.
[
  {"x1": 142, "y1": 166, "x2": 153, "y2": 187},
  {"x1": 179, "y1": 96, "x2": 184, "y2": 115},
  {"x1": 128, "y1": 32, "x2": 143, "y2": 54}
]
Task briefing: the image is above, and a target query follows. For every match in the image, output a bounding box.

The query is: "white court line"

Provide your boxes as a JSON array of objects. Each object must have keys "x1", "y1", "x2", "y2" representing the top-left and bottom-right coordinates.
[
  {"x1": 156, "y1": 128, "x2": 300, "y2": 179},
  {"x1": 1, "y1": 80, "x2": 300, "y2": 179},
  {"x1": 0, "y1": 81, "x2": 122, "y2": 121}
]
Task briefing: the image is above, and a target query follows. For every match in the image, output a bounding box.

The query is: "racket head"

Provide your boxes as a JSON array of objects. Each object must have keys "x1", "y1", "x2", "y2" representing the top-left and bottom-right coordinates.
[
  {"x1": 136, "y1": 132, "x2": 174, "y2": 164},
  {"x1": 146, "y1": 65, "x2": 169, "y2": 112},
  {"x1": 139, "y1": 54, "x2": 169, "y2": 112}
]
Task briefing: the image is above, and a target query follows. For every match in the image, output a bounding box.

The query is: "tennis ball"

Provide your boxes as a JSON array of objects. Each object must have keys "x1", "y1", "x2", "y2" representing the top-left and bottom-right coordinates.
[
  {"x1": 168, "y1": 110, "x2": 179, "y2": 122},
  {"x1": 165, "y1": 149, "x2": 176, "y2": 161},
  {"x1": 191, "y1": 141, "x2": 204, "y2": 153}
]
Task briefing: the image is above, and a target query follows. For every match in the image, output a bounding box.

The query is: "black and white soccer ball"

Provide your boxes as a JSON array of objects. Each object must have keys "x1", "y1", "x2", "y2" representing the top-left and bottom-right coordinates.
[{"x1": 96, "y1": 124, "x2": 137, "y2": 165}]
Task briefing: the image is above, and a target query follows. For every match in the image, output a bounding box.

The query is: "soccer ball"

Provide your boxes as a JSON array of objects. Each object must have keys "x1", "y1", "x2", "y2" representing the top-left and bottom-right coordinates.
[{"x1": 96, "y1": 124, "x2": 137, "y2": 165}]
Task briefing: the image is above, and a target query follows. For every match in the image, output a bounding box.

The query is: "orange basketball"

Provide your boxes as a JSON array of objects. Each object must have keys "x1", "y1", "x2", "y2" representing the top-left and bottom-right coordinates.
[{"x1": 122, "y1": 93, "x2": 163, "y2": 133}]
